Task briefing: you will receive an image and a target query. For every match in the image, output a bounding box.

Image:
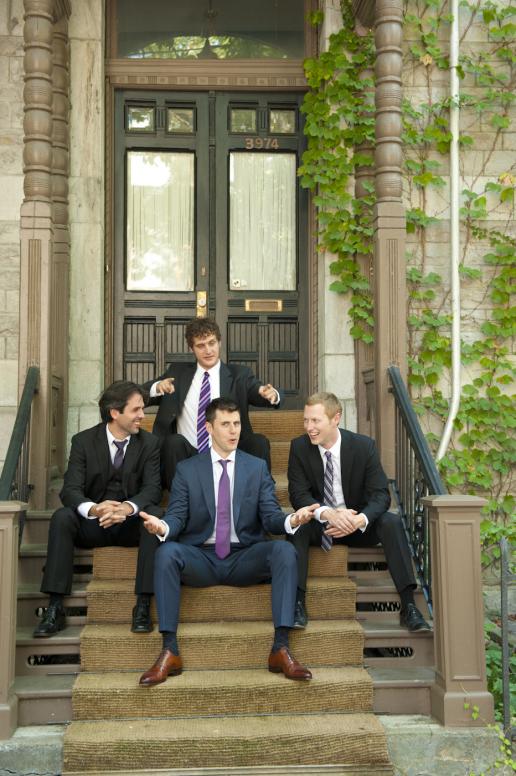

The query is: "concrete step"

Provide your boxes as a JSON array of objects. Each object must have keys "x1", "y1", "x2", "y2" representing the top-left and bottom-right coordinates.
[
  {"x1": 16, "y1": 625, "x2": 82, "y2": 676},
  {"x1": 362, "y1": 620, "x2": 434, "y2": 667},
  {"x1": 18, "y1": 544, "x2": 93, "y2": 586},
  {"x1": 80, "y1": 620, "x2": 364, "y2": 672},
  {"x1": 368, "y1": 666, "x2": 434, "y2": 715},
  {"x1": 17, "y1": 584, "x2": 88, "y2": 628},
  {"x1": 72, "y1": 666, "x2": 373, "y2": 720},
  {"x1": 14, "y1": 674, "x2": 76, "y2": 726},
  {"x1": 86, "y1": 576, "x2": 356, "y2": 624},
  {"x1": 21, "y1": 509, "x2": 53, "y2": 543},
  {"x1": 63, "y1": 714, "x2": 391, "y2": 773}
]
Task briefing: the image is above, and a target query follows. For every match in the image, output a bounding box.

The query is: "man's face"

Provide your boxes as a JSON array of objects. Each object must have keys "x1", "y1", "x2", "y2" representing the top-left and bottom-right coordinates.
[
  {"x1": 109, "y1": 392, "x2": 145, "y2": 437},
  {"x1": 191, "y1": 333, "x2": 221, "y2": 370},
  {"x1": 206, "y1": 410, "x2": 241, "y2": 457},
  {"x1": 303, "y1": 403, "x2": 341, "y2": 449}
]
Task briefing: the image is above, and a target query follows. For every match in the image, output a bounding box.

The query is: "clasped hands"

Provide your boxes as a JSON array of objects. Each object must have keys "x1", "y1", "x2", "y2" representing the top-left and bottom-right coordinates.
[
  {"x1": 322, "y1": 507, "x2": 365, "y2": 538},
  {"x1": 89, "y1": 500, "x2": 133, "y2": 528},
  {"x1": 289, "y1": 503, "x2": 319, "y2": 529}
]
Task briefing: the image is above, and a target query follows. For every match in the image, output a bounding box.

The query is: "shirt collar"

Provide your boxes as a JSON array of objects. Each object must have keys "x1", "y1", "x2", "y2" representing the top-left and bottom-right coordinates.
[
  {"x1": 195, "y1": 360, "x2": 221, "y2": 378},
  {"x1": 210, "y1": 447, "x2": 237, "y2": 465},
  {"x1": 106, "y1": 425, "x2": 131, "y2": 448},
  {"x1": 318, "y1": 431, "x2": 341, "y2": 460}
]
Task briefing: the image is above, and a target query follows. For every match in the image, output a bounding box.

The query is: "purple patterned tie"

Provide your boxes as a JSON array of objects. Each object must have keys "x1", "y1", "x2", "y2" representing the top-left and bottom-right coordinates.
[
  {"x1": 113, "y1": 439, "x2": 127, "y2": 470},
  {"x1": 215, "y1": 459, "x2": 231, "y2": 559},
  {"x1": 197, "y1": 371, "x2": 211, "y2": 453},
  {"x1": 321, "y1": 451, "x2": 335, "y2": 552}
]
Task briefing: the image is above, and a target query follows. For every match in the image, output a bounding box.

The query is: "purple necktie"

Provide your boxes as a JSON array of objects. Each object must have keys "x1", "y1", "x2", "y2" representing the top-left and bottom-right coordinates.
[
  {"x1": 321, "y1": 451, "x2": 335, "y2": 552},
  {"x1": 113, "y1": 439, "x2": 127, "y2": 470},
  {"x1": 197, "y1": 371, "x2": 211, "y2": 453},
  {"x1": 215, "y1": 459, "x2": 231, "y2": 559}
]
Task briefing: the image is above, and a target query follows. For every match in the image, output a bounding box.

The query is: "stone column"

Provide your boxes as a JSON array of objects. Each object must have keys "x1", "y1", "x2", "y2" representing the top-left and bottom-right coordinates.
[
  {"x1": 373, "y1": 0, "x2": 407, "y2": 476},
  {"x1": 0, "y1": 502, "x2": 24, "y2": 739},
  {"x1": 19, "y1": 0, "x2": 70, "y2": 508},
  {"x1": 423, "y1": 495, "x2": 495, "y2": 726}
]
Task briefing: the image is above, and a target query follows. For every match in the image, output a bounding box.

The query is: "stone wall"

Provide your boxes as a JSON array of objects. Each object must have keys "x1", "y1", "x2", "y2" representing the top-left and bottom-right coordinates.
[
  {"x1": 0, "y1": 0, "x2": 23, "y2": 468},
  {"x1": 66, "y1": 0, "x2": 105, "y2": 445}
]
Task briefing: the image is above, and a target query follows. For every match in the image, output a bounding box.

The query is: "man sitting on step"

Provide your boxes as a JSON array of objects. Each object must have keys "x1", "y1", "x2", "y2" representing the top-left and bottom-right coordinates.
[
  {"x1": 33, "y1": 381, "x2": 163, "y2": 638},
  {"x1": 144, "y1": 316, "x2": 281, "y2": 490},
  {"x1": 287, "y1": 392, "x2": 431, "y2": 633},
  {"x1": 138, "y1": 397, "x2": 318, "y2": 686}
]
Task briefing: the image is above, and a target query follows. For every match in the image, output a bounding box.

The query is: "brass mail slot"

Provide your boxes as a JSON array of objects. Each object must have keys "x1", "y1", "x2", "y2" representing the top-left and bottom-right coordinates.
[{"x1": 245, "y1": 299, "x2": 283, "y2": 313}]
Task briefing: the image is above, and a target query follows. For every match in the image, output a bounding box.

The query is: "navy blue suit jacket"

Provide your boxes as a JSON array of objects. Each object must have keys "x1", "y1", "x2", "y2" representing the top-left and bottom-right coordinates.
[{"x1": 163, "y1": 449, "x2": 287, "y2": 545}]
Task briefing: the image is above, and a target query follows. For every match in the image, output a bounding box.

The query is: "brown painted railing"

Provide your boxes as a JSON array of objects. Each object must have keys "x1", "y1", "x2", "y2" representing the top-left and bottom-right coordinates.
[
  {"x1": 388, "y1": 366, "x2": 447, "y2": 616},
  {"x1": 0, "y1": 366, "x2": 39, "y2": 508}
]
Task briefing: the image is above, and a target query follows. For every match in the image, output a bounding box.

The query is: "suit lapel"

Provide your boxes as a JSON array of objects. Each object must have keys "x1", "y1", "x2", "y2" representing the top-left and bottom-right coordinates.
[
  {"x1": 339, "y1": 429, "x2": 354, "y2": 505},
  {"x1": 177, "y1": 363, "x2": 196, "y2": 407},
  {"x1": 122, "y1": 433, "x2": 140, "y2": 488},
  {"x1": 94, "y1": 425, "x2": 111, "y2": 491},
  {"x1": 219, "y1": 361, "x2": 233, "y2": 397},
  {"x1": 198, "y1": 453, "x2": 216, "y2": 521},
  {"x1": 307, "y1": 439, "x2": 324, "y2": 497},
  {"x1": 232, "y1": 450, "x2": 248, "y2": 528}
]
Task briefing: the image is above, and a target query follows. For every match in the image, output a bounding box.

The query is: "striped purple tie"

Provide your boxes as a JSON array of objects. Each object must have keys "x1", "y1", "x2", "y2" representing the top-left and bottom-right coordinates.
[
  {"x1": 215, "y1": 459, "x2": 231, "y2": 559},
  {"x1": 321, "y1": 451, "x2": 336, "y2": 552},
  {"x1": 197, "y1": 371, "x2": 211, "y2": 453}
]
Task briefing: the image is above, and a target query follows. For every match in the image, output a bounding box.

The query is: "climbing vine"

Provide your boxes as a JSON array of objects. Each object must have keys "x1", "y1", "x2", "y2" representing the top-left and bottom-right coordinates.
[{"x1": 300, "y1": 1, "x2": 515, "y2": 563}]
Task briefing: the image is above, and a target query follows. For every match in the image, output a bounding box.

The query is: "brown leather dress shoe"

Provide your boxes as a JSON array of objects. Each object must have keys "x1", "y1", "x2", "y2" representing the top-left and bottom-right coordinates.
[
  {"x1": 139, "y1": 648, "x2": 183, "y2": 686},
  {"x1": 268, "y1": 647, "x2": 312, "y2": 680}
]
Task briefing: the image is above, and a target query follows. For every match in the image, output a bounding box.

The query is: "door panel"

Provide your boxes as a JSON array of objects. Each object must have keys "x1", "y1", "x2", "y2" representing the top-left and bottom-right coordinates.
[{"x1": 114, "y1": 90, "x2": 308, "y2": 406}]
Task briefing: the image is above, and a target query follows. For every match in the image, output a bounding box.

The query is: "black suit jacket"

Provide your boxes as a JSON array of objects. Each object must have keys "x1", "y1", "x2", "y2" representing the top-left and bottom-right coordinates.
[
  {"x1": 59, "y1": 423, "x2": 162, "y2": 512},
  {"x1": 145, "y1": 361, "x2": 280, "y2": 438},
  {"x1": 287, "y1": 429, "x2": 390, "y2": 525},
  {"x1": 163, "y1": 449, "x2": 286, "y2": 545}
]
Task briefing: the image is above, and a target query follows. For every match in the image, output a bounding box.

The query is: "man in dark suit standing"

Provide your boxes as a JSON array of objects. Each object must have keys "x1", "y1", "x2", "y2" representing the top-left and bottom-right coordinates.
[
  {"x1": 33, "y1": 381, "x2": 162, "y2": 638},
  {"x1": 145, "y1": 317, "x2": 280, "y2": 489},
  {"x1": 138, "y1": 398, "x2": 317, "y2": 686},
  {"x1": 287, "y1": 392, "x2": 431, "y2": 632}
]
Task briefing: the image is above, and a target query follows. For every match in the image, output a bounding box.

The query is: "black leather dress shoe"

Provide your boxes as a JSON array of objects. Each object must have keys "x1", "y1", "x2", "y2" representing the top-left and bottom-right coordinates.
[
  {"x1": 293, "y1": 599, "x2": 308, "y2": 629},
  {"x1": 400, "y1": 603, "x2": 431, "y2": 632},
  {"x1": 131, "y1": 600, "x2": 152, "y2": 633},
  {"x1": 33, "y1": 603, "x2": 66, "y2": 638}
]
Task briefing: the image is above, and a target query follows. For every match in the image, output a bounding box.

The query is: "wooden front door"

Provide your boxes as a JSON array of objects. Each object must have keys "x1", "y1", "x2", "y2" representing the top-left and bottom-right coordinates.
[{"x1": 113, "y1": 90, "x2": 309, "y2": 407}]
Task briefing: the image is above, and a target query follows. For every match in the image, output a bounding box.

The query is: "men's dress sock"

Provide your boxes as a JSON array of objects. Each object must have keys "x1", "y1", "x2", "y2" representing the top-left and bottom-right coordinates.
[
  {"x1": 49, "y1": 593, "x2": 64, "y2": 608},
  {"x1": 399, "y1": 586, "x2": 416, "y2": 610},
  {"x1": 137, "y1": 593, "x2": 151, "y2": 605},
  {"x1": 162, "y1": 631, "x2": 179, "y2": 656},
  {"x1": 271, "y1": 626, "x2": 290, "y2": 653},
  {"x1": 296, "y1": 587, "x2": 306, "y2": 604}
]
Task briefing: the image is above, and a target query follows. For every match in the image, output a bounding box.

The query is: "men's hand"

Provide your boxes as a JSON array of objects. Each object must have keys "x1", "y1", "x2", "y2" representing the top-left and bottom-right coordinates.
[
  {"x1": 290, "y1": 503, "x2": 319, "y2": 528},
  {"x1": 140, "y1": 511, "x2": 166, "y2": 537},
  {"x1": 324, "y1": 508, "x2": 361, "y2": 538},
  {"x1": 89, "y1": 500, "x2": 121, "y2": 519},
  {"x1": 258, "y1": 383, "x2": 278, "y2": 404},
  {"x1": 157, "y1": 377, "x2": 175, "y2": 395}
]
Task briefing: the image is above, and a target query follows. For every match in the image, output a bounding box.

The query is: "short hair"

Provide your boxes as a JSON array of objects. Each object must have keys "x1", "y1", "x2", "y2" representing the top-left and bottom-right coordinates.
[
  {"x1": 99, "y1": 380, "x2": 147, "y2": 424},
  {"x1": 205, "y1": 397, "x2": 240, "y2": 425},
  {"x1": 185, "y1": 317, "x2": 221, "y2": 348},
  {"x1": 305, "y1": 392, "x2": 342, "y2": 420}
]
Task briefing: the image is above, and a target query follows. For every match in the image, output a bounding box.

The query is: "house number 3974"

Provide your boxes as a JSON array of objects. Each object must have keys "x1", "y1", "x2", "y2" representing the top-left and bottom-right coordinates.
[{"x1": 245, "y1": 137, "x2": 280, "y2": 149}]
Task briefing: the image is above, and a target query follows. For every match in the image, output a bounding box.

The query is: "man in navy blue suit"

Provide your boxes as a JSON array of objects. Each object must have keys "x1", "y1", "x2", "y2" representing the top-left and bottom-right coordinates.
[{"x1": 139, "y1": 397, "x2": 317, "y2": 686}]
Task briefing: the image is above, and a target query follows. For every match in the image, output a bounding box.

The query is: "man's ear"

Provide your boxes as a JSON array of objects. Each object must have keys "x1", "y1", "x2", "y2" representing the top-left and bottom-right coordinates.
[
  {"x1": 205, "y1": 421, "x2": 213, "y2": 436},
  {"x1": 109, "y1": 408, "x2": 119, "y2": 423}
]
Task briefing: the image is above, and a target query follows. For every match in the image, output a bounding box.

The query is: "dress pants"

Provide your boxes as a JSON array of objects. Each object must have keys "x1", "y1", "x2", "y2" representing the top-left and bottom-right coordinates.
[
  {"x1": 41, "y1": 507, "x2": 159, "y2": 596},
  {"x1": 287, "y1": 511, "x2": 416, "y2": 593},
  {"x1": 154, "y1": 540, "x2": 297, "y2": 632},
  {"x1": 158, "y1": 431, "x2": 272, "y2": 490}
]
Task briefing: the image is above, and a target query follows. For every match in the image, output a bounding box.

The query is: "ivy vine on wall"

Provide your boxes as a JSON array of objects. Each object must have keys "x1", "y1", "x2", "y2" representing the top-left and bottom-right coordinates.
[{"x1": 299, "y1": 1, "x2": 515, "y2": 564}]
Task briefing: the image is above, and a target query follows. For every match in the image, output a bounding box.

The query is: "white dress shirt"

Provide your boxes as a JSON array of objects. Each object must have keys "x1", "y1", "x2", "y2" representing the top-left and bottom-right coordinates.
[
  {"x1": 316, "y1": 434, "x2": 368, "y2": 532},
  {"x1": 78, "y1": 426, "x2": 137, "y2": 519}
]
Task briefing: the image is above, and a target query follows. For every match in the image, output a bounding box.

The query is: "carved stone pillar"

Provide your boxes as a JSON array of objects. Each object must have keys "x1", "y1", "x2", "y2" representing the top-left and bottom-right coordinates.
[
  {"x1": 423, "y1": 495, "x2": 494, "y2": 726},
  {"x1": 373, "y1": 0, "x2": 407, "y2": 476},
  {"x1": 19, "y1": 0, "x2": 71, "y2": 508},
  {"x1": 354, "y1": 61, "x2": 376, "y2": 437},
  {"x1": 0, "y1": 503, "x2": 24, "y2": 739}
]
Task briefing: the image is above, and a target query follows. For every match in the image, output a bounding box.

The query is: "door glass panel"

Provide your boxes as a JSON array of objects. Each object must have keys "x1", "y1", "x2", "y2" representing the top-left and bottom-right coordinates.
[
  {"x1": 230, "y1": 108, "x2": 256, "y2": 134},
  {"x1": 126, "y1": 151, "x2": 194, "y2": 291},
  {"x1": 167, "y1": 107, "x2": 195, "y2": 133},
  {"x1": 229, "y1": 152, "x2": 296, "y2": 291},
  {"x1": 270, "y1": 109, "x2": 296, "y2": 134},
  {"x1": 127, "y1": 106, "x2": 155, "y2": 132},
  {"x1": 115, "y1": 0, "x2": 305, "y2": 60}
]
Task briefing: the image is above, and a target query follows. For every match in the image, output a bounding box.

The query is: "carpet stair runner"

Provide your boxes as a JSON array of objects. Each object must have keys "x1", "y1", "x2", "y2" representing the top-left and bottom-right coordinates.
[{"x1": 61, "y1": 409, "x2": 393, "y2": 774}]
